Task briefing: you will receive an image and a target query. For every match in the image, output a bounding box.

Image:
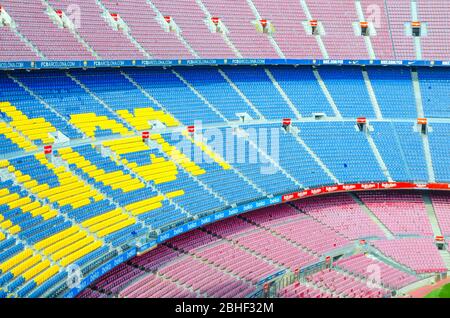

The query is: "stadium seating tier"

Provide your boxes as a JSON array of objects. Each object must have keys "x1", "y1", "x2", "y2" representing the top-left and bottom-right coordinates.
[{"x1": 0, "y1": 0, "x2": 449, "y2": 61}]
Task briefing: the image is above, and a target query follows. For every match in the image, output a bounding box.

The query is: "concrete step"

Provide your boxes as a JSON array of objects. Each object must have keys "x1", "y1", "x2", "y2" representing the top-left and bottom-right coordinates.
[
  {"x1": 410, "y1": 1, "x2": 423, "y2": 60},
  {"x1": 245, "y1": 0, "x2": 285, "y2": 58},
  {"x1": 171, "y1": 69, "x2": 229, "y2": 123},
  {"x1": 423, "y1": 192, "x2": 443, "y2": 237},
  {"x1": 264, "y1": 68, "x2": 302, "y2": 119},
  {"x1": 366, "y1": 129, "x2": 393, "y2": 181},
  {"x1": 411, "y1": 69, "x2": 436, "y2": 182},
  {"x1": 312, "y1": 68, "x2": 343, "y2": 118},
  {"x1": 146, "y1": 0, "x2": 199, "y2": 58},
  {"x1": 194, "y1": 0, "x2": 242, "y2": 57},
  {"x1": 439, "y1": 250, "x2": 450, "y2": 271},
  {"x1": 217, "y1": 68, "x2": 265, "y2": 120},
  {"x1": 351, "y1": 193, "x2": 395, "y2": 239},
  {"x1": 362, "y1": 68, "x2": 383, "y2": 119},
  {"x1": 299, "y1": 0, "x2": 329, "y2": 58},
  {"x1": 355, "y1": 0, "x2": 376, "y2": 59},
  {"x1": 289, "y1": 125, "x2": 340, "y2": 184}
]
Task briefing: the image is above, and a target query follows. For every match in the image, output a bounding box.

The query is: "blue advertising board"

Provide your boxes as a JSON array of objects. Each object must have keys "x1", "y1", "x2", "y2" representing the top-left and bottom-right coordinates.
[{"x1": 1, "y1": 58, "x2": 449, "y2": 71}]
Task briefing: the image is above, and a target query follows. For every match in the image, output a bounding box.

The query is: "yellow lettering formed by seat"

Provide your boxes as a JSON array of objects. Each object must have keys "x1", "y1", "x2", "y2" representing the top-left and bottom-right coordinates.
[
  {"x1": 58, "y1": 148, "x2": 145, "y2": 193},
  {"x1": 0, "y1": 102, "x2": 55, "y2": 145},
  {"x1": 33, "y1": 265, "x2": 60, "y2": 286},
  {"x1": 69, "y1": 113, "x2": 132, "y2": 139},
  {"x1": 0, "y1": 122, "x2": 37, "y2": 152},
  {"x1": 116, "y1": 107, "x2": 180, "y2": 130}
]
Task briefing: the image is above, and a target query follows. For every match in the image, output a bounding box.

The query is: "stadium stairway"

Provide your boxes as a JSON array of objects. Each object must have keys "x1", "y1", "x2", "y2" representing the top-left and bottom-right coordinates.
[
  {"x1": 410, "y1": 1, "x2": 423, "y2": 60},
  {"x1": 245, "y1": 0, "x2": 285, "y2": 59},
  {"x1": 239, "y1": 211, "x2": 354, "y2": 260},
  {"x1": 354, "y1": 0, "x2": 376, "y2": 60},
  {"x1": 194, "y1": 0, "x2": 243, "y2": 57},
  {"x1": 363, "y1": 244, "x2": 421, "y2": 277},
  {"x1": 154, "y1": 134, "x2": 230, "y2": 207},
  {"x1": 179, "y1": 130, "x2": 269, "y2": 201},
  {"x1": 96, "y1": 1, "x2": 152, "y2": 59},
  {"x1": 411, "y1": 69, "x2": 436, "y2": 182},
  {"x1": 263, "y1": 68, "x2": 301, "y2": 119},
  {"x1": 324, "y1": 265, "x2": 392, "y2": 296},
  {"x1": 311, "y1": 68, "x2": 342, "y2": 118},
  {"x1": 422, "y1": 192, "x2": 443, "y2": 237},
  {"x1": 205, "y1": 216, "x2": 319, "y2": 272},
  {"x1": 361, "y1": 68, "x2": 383, "y2": 119},
  {"x1": 118, "y1": 70, "x2": 181, "y2": 123},
  {"x1": 6, "y1": 16, "x2": 45, "y2": 60},
  {"x1": 83, "y1": 192, "x2": 450, "y2": 298},
  {"x1": 280, "y1": 281, "x2": 339, "y2": 298},
  {"x1": 170, "y1": 69, "x2": 229, "y2": 123},
  {"x1": 97, "y1": 137, "x2": 195, "y2": 226},
  {"x1": 42, "y1": 0, "x2": 99, "y2": 59},
  {"x1": 421, "y1": 193, "x2": 450, "y2": 272},
  {"x1": 53, "y1": 149, "x2": 149, "y2": 230},
  {"x1": 145, "y1": 0, "x2": 199, "y2": 58},
  {"x1": 439, "y1": 251, "x2": 450, "y2": 272},
  {"x1": 298, "y1": 0, "x2": 329, "y2": 59},
  {"x1": 216, "y1": 68, "x2": 266, "y2": 120},
  {"x1": 288, "y1": 125, "x2": 340, "y2": 184},
  {"x1": 236, "y1": 126, "x2": 303, "y2": 188},
  {"x1": 365, "y1": 128, "x2": 394, "y2": 182},
  {"x1": 3, "y1": 1, "x2": 450, "y2": 61},
  {"x1": 349, "y1": 193, "x2": 395, "y2": 239}
]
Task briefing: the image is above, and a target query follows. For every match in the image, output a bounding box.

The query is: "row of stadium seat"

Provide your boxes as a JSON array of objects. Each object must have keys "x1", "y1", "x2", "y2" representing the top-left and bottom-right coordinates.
[
  {"x1": 0, "y1": 122, "x2": 37, "y2": 155},
  {"x1": 0, "y1": 115, "x2": 448, "y2": 296},
  {"x1": 1, "y1": 0, "x2": 449, "y2": 60},
  {"x1": 0, "y1": 63, "x2": 448, "y2": 298},
  {"x1": 0, "y1": 66, "x2": 448, "y2": 145},
  {"x1": 0, "y1": 150, "x2": 162, "y2": 297},
  {"x1": 0, "y1": 102, "x2": 56, "y2": 145},
  {"x1": 86, "y1": 193, "x2": 450, "y2": 298}
]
